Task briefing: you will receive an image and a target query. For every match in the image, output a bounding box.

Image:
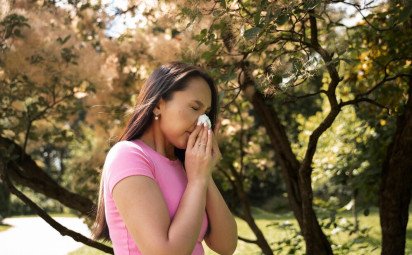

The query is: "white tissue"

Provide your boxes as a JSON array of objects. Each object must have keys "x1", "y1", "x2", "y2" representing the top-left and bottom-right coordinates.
[{"x1": 197, "y1": 114, "x2": 211, "y2": 129}]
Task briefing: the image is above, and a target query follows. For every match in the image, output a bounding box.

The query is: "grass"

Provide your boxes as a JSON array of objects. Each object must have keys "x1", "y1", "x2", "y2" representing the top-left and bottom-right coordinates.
[
  {"x1": 0, "y1": 223, "x2": 11, "y2": 232},
  {"x1": 67, "y1": 207, "x2": 412, "y2": 254}
]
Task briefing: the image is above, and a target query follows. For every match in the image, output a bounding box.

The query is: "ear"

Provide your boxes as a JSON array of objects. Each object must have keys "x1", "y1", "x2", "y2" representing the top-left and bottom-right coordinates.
[{"x1": 153, "y1": 98, "x2": 166, "y2": 116}]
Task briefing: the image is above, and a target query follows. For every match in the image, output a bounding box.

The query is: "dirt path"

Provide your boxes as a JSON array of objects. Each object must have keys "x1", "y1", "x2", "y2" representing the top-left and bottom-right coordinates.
[{"x1": 0, "y1": 216, "x2": 90, "y2": 255}]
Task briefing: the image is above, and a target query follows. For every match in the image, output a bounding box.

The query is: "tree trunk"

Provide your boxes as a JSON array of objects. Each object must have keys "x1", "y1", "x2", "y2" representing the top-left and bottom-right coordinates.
[
  {"x1": 228, "y1": 165, "x2": 273, "y2": 255},
  {"x1": 299, "y1": 168, "x2": 333, "y2": 255},
  {"x1": 239, "y1": 63, "x2": 333, "y2": 255},
  {"x1": 380, "y1": 77, "x2": 412, "y2": 255},
  {"x1": 0, "y1": 137, "x2": 95, "y2": 217}
]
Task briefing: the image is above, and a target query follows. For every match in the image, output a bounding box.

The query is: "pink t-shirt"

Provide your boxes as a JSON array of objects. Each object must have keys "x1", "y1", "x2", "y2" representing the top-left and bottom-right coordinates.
[{"x1": 103, "y1": 139, "x2": 209, "y2": 255}]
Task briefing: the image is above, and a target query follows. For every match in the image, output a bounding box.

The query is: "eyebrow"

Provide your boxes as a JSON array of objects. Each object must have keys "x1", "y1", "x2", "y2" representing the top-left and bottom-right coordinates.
[{"x1": 193, "y1": 100, "x2": 211, "y2": 111}]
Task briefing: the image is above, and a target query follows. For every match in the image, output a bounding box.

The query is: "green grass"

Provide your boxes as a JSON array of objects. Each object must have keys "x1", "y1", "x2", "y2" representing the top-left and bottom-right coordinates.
[
  {"x1": 70, "y1": 207, "x2": 412, "y2": 255},
  {"x1": 0, "y1": 223, "x2": 12, "y2": 232}
]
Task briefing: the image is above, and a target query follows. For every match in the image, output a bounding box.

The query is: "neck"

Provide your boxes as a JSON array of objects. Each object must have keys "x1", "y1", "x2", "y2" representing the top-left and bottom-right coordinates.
[{"x1": 140, "y1": 122, "x2": 176, "y2": 160}]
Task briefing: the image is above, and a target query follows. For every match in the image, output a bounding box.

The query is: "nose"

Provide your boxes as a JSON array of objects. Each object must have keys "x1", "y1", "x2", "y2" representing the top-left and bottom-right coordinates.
[{"x1": 189, "y1": 125, "x2": 197, "y2": 133}]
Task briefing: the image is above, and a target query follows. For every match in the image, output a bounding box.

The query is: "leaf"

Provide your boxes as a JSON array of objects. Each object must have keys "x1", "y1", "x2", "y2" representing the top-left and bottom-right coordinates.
[
  {"x1": 272, "y1": 75, "x2": 282, "y2": 84},
  {"x1": 243, "y1": 27, "x2": 261, "y2": 40},
  {"x1": 57, "y1": 35, "x2": 71, "y2": 45},
  {"x1": 276, "y1": 13, "x2": 289, "y2": 25},
  {"x1": 254, "y1": 12, "x2": 261, "y2": 26},
  {"x1": 220, "y1": 0, "x2": 226, "y2": 9},
  {"x1": 201, "y1": 44, "x2": 220, "y2": 61},
  {"x1": 398, "y1": 2, "x2": 412, "y2": 24}
]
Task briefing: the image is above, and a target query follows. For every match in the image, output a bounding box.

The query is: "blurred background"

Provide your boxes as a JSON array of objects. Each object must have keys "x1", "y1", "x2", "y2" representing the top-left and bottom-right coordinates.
[{"x1": 0, "y1": 0, "x2": 411, "y2": 254}]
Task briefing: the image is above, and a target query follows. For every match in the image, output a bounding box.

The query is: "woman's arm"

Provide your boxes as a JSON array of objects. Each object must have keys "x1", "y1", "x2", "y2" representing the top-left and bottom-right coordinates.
[
  {"x1": 113, "y1": 124, "x2": 213, "y2": 255},
  {"x1": 113, "y1": 176, "x2": 208, "y2": 255},
  {"x1": 204, "y1": 177, "x2": 238, "y2": 255}
]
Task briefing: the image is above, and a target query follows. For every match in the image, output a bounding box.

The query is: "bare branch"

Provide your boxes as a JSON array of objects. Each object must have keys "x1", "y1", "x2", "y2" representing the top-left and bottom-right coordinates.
[
  {"x1": 238, "y1": 236, "x2": 258, "y2": 244},
  {"x1": 280, "y1": 90, "x2": 328, "y2": 104},
  {"x1": 329, "y1": 0, "x2": 398, "y2": 31},
  {"x1": 356, "y1": 73, "x2": 411, "y2": 99},
  {"x1": 113, "y1": 5, "x2": 138, "y2": 16},
  {"x1": 221, "y1": 87, "x2": 242, "y2": 112},
  {"x1": 0, "y1": 163, "x2": 113, "y2": 254},
  {"x1": 340, "y1": 97, "x2": 390, "y2": 113}
]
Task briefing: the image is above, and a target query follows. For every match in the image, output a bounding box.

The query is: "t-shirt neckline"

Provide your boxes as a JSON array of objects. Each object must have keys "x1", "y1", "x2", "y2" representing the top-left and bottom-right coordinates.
[{"x1": 132, "y1": 139, "x2": 181, "y2": 164}]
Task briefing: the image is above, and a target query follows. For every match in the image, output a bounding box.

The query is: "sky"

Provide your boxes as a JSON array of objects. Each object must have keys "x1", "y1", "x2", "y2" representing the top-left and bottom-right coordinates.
[
  {"x1": 103, "y1": 0, "x2": 157, "y2": 38},
  {"x1": 55, "y1": 0, "x2": 387, "y2": 38}
]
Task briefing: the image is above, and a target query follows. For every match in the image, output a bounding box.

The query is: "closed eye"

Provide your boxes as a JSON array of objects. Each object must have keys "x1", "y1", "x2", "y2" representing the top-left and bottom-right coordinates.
[{"x1": 192, "y1": 107, "x2": 210, "y2": 115}]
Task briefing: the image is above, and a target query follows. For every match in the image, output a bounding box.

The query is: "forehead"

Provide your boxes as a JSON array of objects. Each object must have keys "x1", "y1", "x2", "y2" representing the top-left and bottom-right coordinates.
[{"x1": 177, "y1": 77, "x2": 212, "y2": 103}]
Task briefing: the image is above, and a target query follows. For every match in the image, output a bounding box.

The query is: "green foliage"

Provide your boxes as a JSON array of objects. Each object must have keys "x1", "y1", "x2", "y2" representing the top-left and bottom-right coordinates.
[
  {"x1": 1, "y1": 1, "x2": 411, "y2": 254},
  {"x1": 0, "y1": 14, "x2": 30, "y2": 40},
  {"x1": 7, "y1": 186, "x2": 66, "y2": 215},
  {"x1": 213, "y1": 94, "x2": 284, "y2": 209},
  {"x1": 269, "y1": 220, "x2": 305, "y2": 254}
]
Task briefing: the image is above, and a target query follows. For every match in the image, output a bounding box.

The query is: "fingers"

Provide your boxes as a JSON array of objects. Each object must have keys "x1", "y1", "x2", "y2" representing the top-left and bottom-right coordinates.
[
  {"x1": 197, "y1": 124, "x2": 208, "y2": 151},
  {"x1": 187, "y1": 124, "x2": 203, "y2": 149},
  {"x1": 195, "y1": 126, "x2": 204, "y2": 148},
  {"x1": 206, "y1": 128, "x2": 212, "y2": 155}
]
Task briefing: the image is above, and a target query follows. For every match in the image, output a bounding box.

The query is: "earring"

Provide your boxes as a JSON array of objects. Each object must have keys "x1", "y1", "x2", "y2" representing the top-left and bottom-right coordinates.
[{"x1": 154, "y1": 114, "x2": 159, "y2": 120}]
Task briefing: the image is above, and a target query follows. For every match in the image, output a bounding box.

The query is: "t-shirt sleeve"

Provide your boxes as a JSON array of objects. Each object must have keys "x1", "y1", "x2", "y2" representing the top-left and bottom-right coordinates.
[{"x1": 104, "y1": 141, "x2": 155, "y2": 196}]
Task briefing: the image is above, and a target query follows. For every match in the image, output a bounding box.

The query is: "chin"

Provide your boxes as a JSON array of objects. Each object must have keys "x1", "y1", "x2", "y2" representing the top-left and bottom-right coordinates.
[
  {"x1": 175, "y1": 141, "x2": 187, "y2": 150},
  {"x1": 175, "y1": 139, "x2": 188, "y2": 150}
]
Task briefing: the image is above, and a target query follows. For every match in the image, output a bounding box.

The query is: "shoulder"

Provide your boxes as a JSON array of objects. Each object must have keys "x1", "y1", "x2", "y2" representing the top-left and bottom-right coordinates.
[
  {"x1": 108, "y1": 140, "x2": 150, "y2": 159},
  {"x1": 109, "y1": 140, "x2": 144, "y2": 155},
  {"x1": 105, "y1": 140, "x2": 155, "y2": 170},
  {"x1": 104, "y1": 140, "x2": 156, "y2": 195}
]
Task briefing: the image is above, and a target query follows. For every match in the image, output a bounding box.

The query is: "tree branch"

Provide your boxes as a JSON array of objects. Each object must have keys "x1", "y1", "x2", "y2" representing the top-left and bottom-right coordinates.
[
  {"x1": 357, "y1": 73, "x2": 410, "y2": 99},
  {"x1": 0, "y1": 162, "x2": 113, "y2": 254},
  {"x1": 340, "y1": 97, "x2": 390, "y2": 113},
  {"x1": 0, "y1": 136, "x2": 95, "y2": 217},
  {"x1": 329, "y1": 0, "x2": 398, "y2": 31},
  {"x1": 281, "y1": 90, "x2": 328, "y2": 104},
  {"x1": 340, "y1": 72, "x2": 411, "y2": 110},
  {"x1": 238, "y1": 236, "x2": 258, "y2": 244}
]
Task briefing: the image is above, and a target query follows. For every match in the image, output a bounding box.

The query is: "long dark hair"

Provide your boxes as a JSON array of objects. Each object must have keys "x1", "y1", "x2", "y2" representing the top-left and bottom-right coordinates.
[{"x1": 92, "y1": 62, "x2": 219, "y2": 240}]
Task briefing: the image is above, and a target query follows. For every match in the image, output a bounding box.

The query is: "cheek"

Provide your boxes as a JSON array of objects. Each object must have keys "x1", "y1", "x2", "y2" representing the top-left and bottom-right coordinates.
[
  {"x1": 163, "y1": 109, "x2": 192, "y2": 133},
  {"x1": 178, "y1": 108, "x2": 196, "y2": 123}
]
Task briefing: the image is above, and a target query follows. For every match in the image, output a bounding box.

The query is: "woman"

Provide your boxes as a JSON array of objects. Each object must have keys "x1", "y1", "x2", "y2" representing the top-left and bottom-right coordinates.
[{"x1": 92, "y1": 62, "x2": 238, "y2": 255}]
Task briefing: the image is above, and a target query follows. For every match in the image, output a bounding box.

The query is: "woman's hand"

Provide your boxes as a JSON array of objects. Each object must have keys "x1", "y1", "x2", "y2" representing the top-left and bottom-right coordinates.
[{"x1": 185, "y1": 123, "x2": 214, "y2": 182}]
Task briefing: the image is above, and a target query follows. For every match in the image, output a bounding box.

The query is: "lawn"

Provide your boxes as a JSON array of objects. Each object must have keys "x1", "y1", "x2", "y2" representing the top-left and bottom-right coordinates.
[
  {"x1": 0, "y1": 223, "x2": 11, "y2": 232},
  {"x1": 70, "y1": 207, "x2": 412, "y2": 255}
]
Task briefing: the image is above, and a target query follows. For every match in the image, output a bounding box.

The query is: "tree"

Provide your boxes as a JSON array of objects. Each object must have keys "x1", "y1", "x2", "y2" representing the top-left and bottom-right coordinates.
[
  {"x1": 1, "y1": 1, "x2": 411, "y2": 254},
  {"x1": 178, "y1": 0, "x2": 412, "y2": 254}
]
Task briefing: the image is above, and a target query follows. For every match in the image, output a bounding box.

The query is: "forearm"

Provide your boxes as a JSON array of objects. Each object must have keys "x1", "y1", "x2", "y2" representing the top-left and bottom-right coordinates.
[
  {"x1": 166, "y1": 178, "x2": 208, "y2": 255},
  {"x1": 205, "y1": 177, "x2": 238, "y2": 255}
]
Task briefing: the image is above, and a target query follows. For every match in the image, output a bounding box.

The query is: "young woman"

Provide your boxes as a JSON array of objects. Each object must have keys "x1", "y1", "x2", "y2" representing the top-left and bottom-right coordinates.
[{"x1": 92, "y1": 62, "x2": 238, "y2": 255}]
